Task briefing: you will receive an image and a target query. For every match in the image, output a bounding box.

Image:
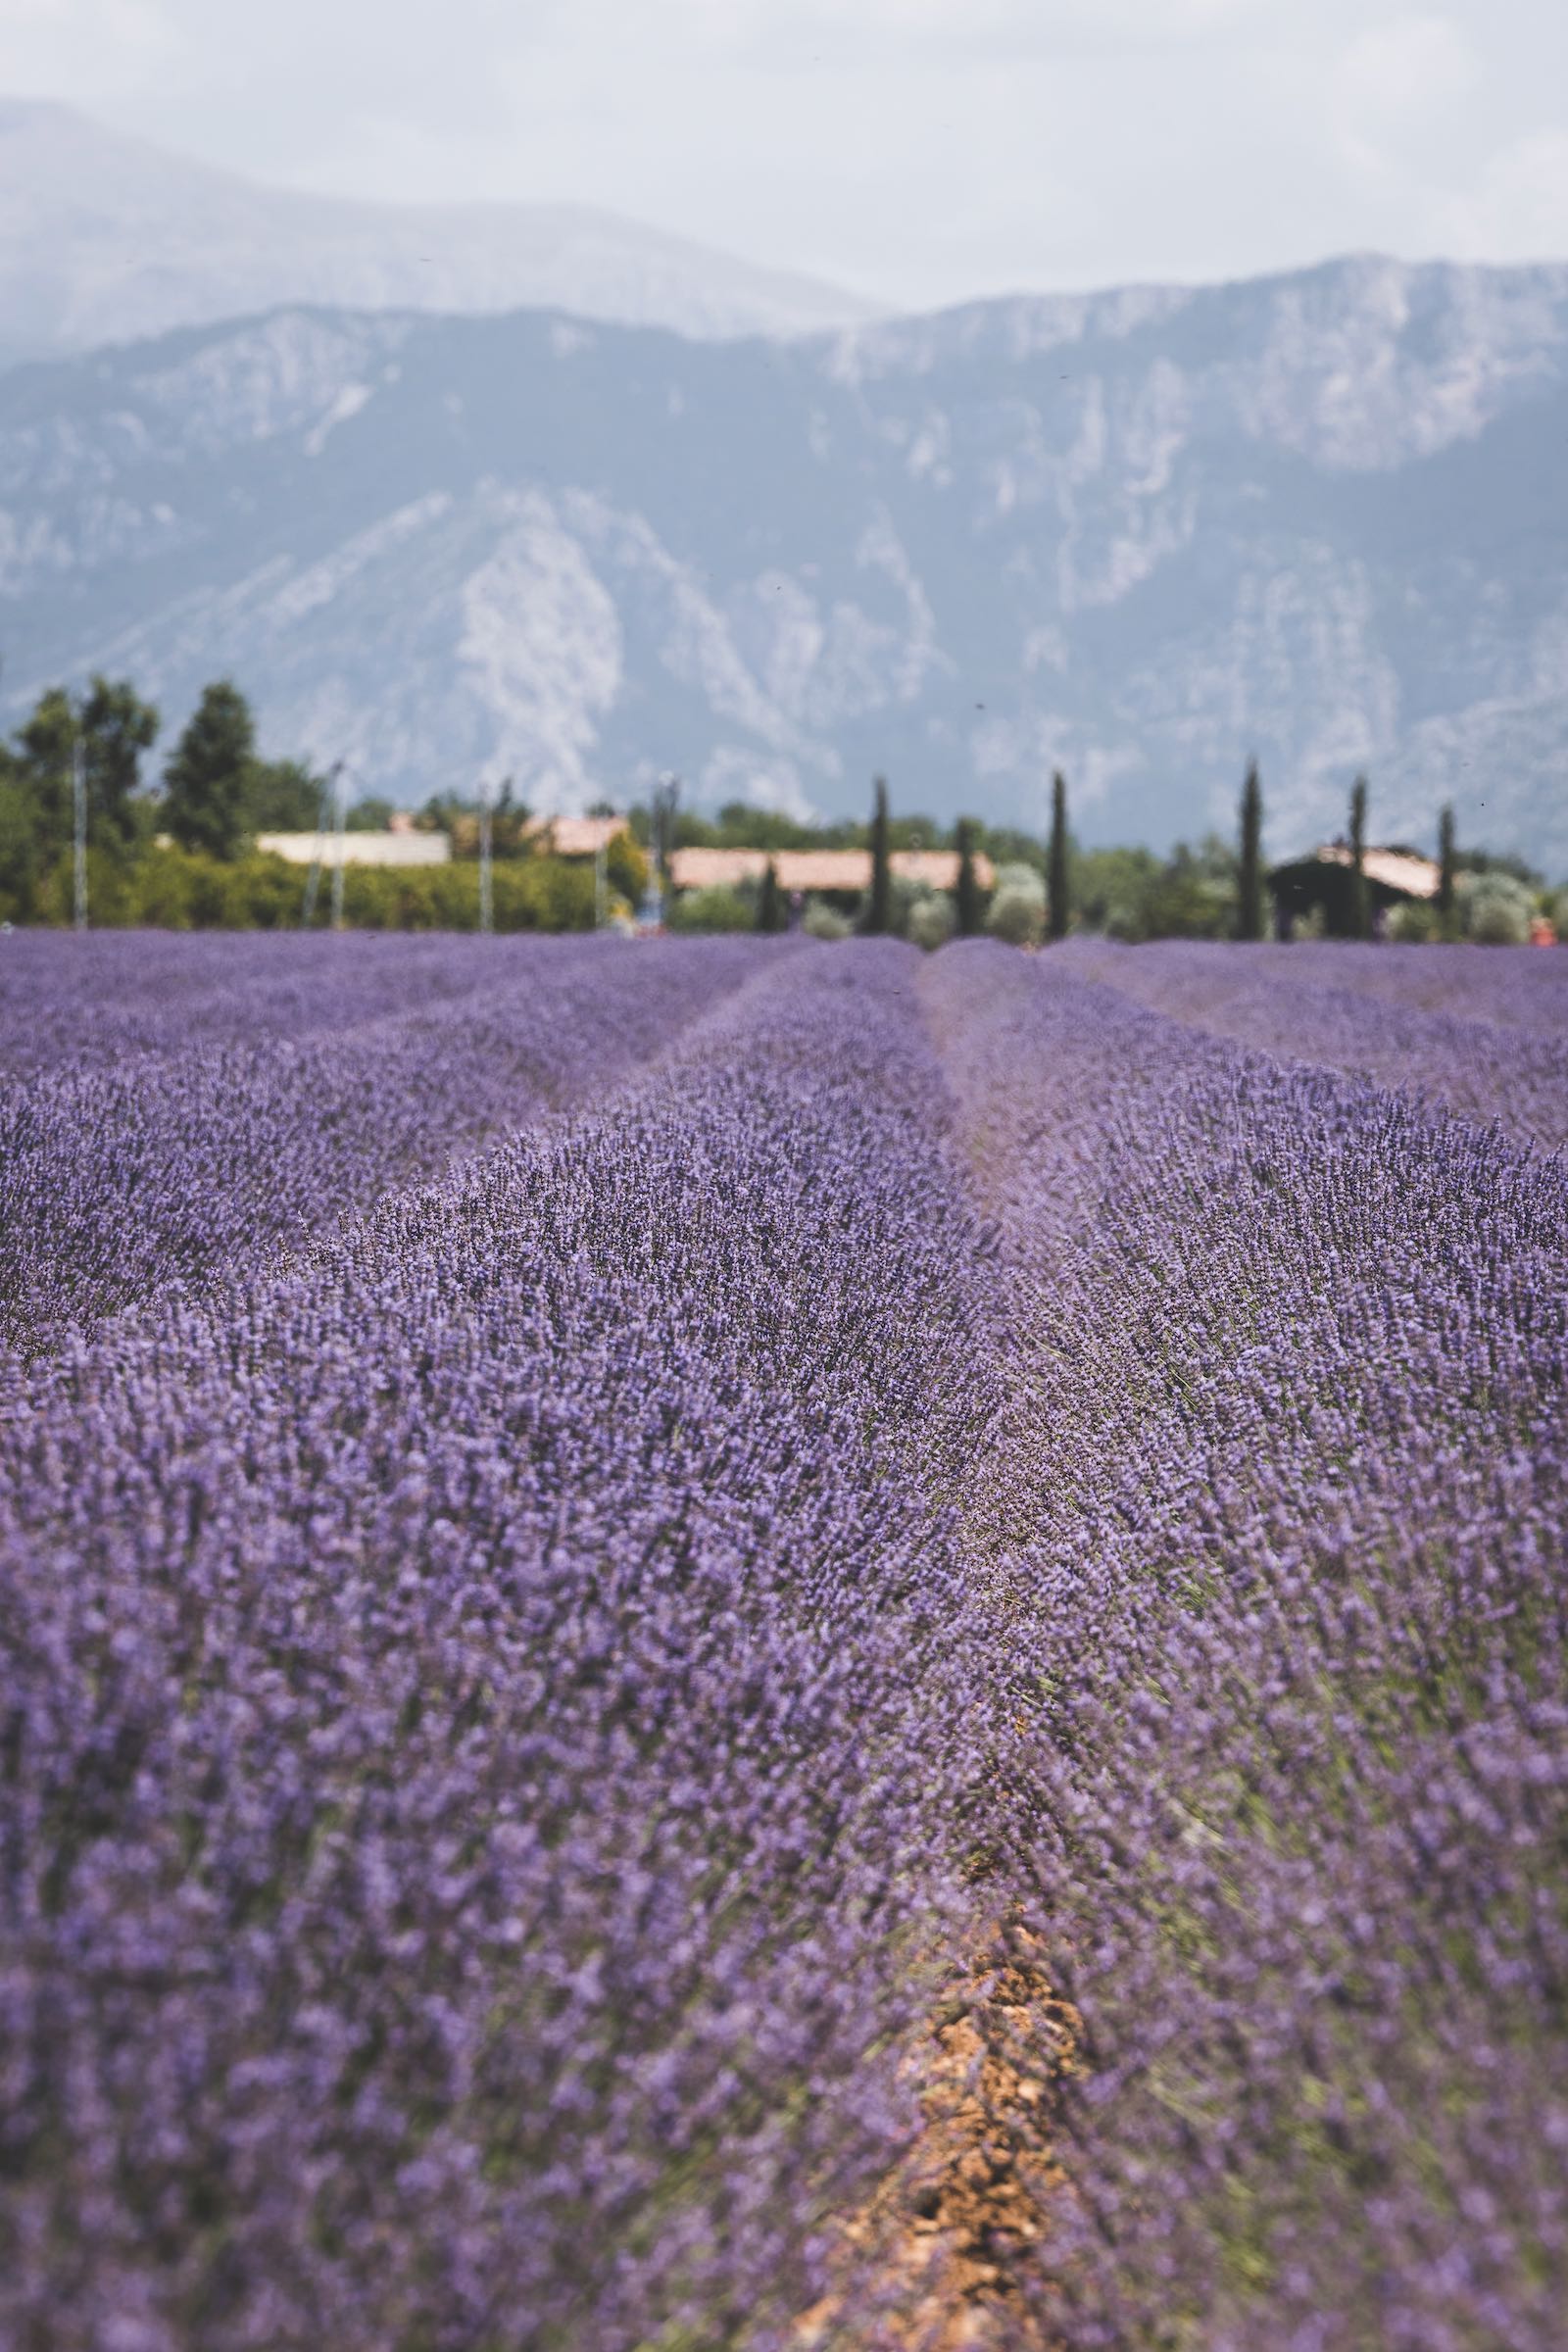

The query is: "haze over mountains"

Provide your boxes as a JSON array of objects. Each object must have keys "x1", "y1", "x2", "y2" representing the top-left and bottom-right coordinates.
[
  {"x1": 1, "y1": 103, "x2": 1566, "y2": 864},
  {"x1": 0, "y1": 99, "x2": 876, "y2": 361}
]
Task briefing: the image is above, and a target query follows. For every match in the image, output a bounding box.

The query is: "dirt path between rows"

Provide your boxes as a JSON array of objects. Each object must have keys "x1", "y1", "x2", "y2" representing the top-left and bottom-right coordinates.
[{"x1": 797, "y1": 1934, "x2": 1073, "y2": 2350}]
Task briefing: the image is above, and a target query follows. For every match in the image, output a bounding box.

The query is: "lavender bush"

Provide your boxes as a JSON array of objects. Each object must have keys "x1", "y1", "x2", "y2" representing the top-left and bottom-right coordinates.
[
  {"x1": 1058, "y1": 936, "x2": 1568, "y2": 1151},
  {"x1": 925, "y1": 944, "x2": 1567, "y2": 2349},
  {"x1": 2, "y1": 930, "x2": 1565, "y2": 2349},
  {"x1": 0, "y1": 942, "x2": 1002, "y2": 2350},
  {"x1": 0, "y1": 935, "x2": 766, "y2": 1355}
]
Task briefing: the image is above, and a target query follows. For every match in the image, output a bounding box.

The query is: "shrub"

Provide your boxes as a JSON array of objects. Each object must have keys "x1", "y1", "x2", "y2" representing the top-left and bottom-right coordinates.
[
  {"x1": 907, "y1": 894, "x2": 956, "y2": 952},
  {"x1": 1464, "y1": 872, "x2": 1534, "y2": 945},
  {"x1": 666, "y1": 885, "x2": 755, "y2": 933},
  {"x1": 802, "y1": 898, "x2": 853, "y2": 941},
  {"x1": 1389, "y1": 899, "x2": 1441, "y2": 942},
  {"x1": 986, "y1": 862, "x2": 1047, "y2": 948}
]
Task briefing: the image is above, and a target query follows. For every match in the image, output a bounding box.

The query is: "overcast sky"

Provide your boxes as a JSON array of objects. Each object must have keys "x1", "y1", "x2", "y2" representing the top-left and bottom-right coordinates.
[{"x1": 3, "y1": 0, "x2": 1566, "y2": 307}]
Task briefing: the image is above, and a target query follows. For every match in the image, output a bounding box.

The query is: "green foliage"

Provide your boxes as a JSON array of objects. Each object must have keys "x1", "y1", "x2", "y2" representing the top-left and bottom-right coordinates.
[
  {"x1": 907, "y1": 894, "x2": 956, "y2": 952},
  {"x1": 955, "y1": 817, "x2": 983, "y2": 938},
  {"x1": 1462, "y1": 871, "x2": 1534, "y2": 945},
  {"x1": 1389, "y1": 900, "x2": 1442, "y2": 943},
  {"x1": 1087, "y1": 837, "x2": 1237, "y2": 942},
  {"x1": 802, "y1": 898, "x2": 852, "y2": 941},
  {"x1": 163, "y1": 680, "x2": 254, "y2": 859},
  {"x1": 0, "y1": 677, "x2": 160, "y2": 914},
  {"x1": 1048, "y1": 770, "x2": 1070, "y2": 941},
  {"x1": 1075, "y1": 845, "x2": 1161, "y2": 936},
  {"x1": 0, "y1": 765, "x2": 40, "y2": 921},
  {"x1": 666, "y1": 885, "x2": 754, "y2": 934},
  {"x1": 862, "y1": 777, "x2": 892, "y2": 936},
  {"x1": 1, "y1": 846, "x2": 597, "y2": 933},
  {"x1": 344, "y1": 796, "x2": 396, "y2": 833},
  {"x1": 986, "y1": 862, "x2": 1047, "y2": 948},
  {"x1": 244, "y1": 758, "x2": 326, "y2": 833},
  {"x1": 757, "y1": 859, "x2": 786, "y2": 935},
  {"x1": 606, "y1": 832, "x2": 649, "y2": 904},
  {"x1": 1438, "y1": 804, "x2": 1456, "y2": 915},
  {"x1": 80, "y1": 677, "x2": 162, "y2": 856},
  {"x1": 1456, "y1": 847, "x2": 1545, "y2": 888},
  {"x1": 1237, "y1": 760, "x2": 1264, "y2": 942}
]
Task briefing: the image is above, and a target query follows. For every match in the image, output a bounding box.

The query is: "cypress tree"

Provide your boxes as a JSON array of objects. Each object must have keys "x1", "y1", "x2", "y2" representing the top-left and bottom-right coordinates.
[
  {"x1": 955, "y1": 817, "x2": 982, "y2": 937},
  {"x1": 1349, "y1": 774, "x2": 1371, "y2": 941},
  {"x1": 757, "y1": 857, "x2": 783, "y2": 934},
  {"x1": 1048, "y1": 769, "x2": 1069, "y2": 942},
  {"x1": 1438, "y1": 803, "x2": 1456, "y2": 917},
  {"x1": 1237, "y1": 759, "x2": 1264, "y2": 941},
  {"x1": 864, "y1": 776, "x2": 892, "y2": 935}
]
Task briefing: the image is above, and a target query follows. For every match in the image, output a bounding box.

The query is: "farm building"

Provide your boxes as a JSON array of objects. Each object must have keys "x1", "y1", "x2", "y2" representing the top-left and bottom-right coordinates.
[
  {"x1": 1269, "y1": 843, "x2": 1440, "y2": 938},
  {"x1": 523, "y1": 815, "x2": 628, "y2": 858},
  {"x1": 667, "y1": 847, "x2": 996, "y2": 903},
  {"x1": 254, "y1": 830, "x2": 451, "y2": 868}
]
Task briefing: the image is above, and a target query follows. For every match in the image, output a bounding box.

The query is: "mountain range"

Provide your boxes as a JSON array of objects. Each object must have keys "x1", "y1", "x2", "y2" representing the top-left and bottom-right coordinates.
[
  {"x1": 1, "y1": 106, "x2": 1566, "y2": 864},
  {"x1": 0, "y1": 99, "x2": 874, "y2": 362}
]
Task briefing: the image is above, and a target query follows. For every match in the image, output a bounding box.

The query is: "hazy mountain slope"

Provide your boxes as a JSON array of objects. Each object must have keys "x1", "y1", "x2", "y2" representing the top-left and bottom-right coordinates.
[
  {"x1": 2, "y1": 254, "x2": 1567, "y2": 861},
  {"x1": 0, "y1": 99, "x2": 875, "y2": 360}
]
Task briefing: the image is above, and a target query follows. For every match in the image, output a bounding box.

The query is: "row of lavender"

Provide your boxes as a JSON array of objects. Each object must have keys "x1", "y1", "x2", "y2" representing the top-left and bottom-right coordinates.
[
  {"x1": 2, "y1": 931, "x2": 1564, "y2": 2348},
  {"x1": 0, "y1": 943, "x2": 1004, "y2": 2350},
  {"x1": 923, "y1": 945, "x2": 1568, "y2": 2349},
  {"x1": 0, "y1": 935, "x2": 769, "y2": 1358},
  {"x1": 1059, "y1": 936, "x2": 1568, "y2": 1152}
]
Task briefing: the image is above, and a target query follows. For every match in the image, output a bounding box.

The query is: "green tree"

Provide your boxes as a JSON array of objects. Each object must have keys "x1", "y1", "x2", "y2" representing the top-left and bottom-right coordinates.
[
  {"x1": 13, "y1": 689, "x2": 75, "y2": 877},
  {"x1": 757, "y1": 857, "x2": 785, "y2": 934},
  {"x1": 245, "y1": 758, "x2": 324, "y2": 833},
  {"x1": 80, "y1": 677, "x2": 161, "y2": 856},
  {"x1": 1048, "y1": 769, "x2": 1070, "y2": 941},
  {"x1": 344, "y1": 796, "x2": 396, "y2": 833},
  {"x1": 1349, "y1": 774, "x2": 1370, "y2": 941},
  {"x1": 862, "y1": 776, "x2": 892, "y2": 935},
  {"x1": 163, "y1": 681, "x2": 256, "y2": 859},
  {"x1": 0, "y1": 746, "x2": 40, "y2": 919},
  {"x1": 1237, "y1": 759, "x2": 1264, "y2": 941},
  {"x1": 1438, "y1": 803, "x2": 1456, "y2": 918},
  {"x1": 6, "y1": 678, "x2": 159, "y2": 906},
  {"x1": 955, "y1": 817, "x2": 983, "y2": 937}
]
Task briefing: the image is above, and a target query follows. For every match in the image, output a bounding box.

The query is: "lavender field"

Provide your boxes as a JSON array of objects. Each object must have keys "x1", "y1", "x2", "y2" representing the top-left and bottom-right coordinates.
[{"x1": 1, "y1": 933, "x2": 1564, "y2": 2352}]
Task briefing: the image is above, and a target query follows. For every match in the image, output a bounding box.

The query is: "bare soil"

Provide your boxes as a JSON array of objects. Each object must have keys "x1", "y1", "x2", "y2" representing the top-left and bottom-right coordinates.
[{"x1": 797, "y1": 1935, "x2": 1074, "y2": 2350}]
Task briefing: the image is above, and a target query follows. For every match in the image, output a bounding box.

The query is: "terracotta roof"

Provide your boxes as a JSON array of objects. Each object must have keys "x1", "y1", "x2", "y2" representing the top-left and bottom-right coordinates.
[
  {"x1": 523, "y1": 814, "x2": 627, "y2": 857},
  {"x1": 1301, "y1": 843, "x2": 1442, "y2": 900},
  {"x1": 667, "y1": 847, "x2": 995, "y2": 894}
]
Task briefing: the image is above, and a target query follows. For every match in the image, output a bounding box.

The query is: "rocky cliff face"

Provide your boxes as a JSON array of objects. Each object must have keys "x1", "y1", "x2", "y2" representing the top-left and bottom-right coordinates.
[{"x1": 2, "y1": 253, "x2": 1566, "y2": 861}]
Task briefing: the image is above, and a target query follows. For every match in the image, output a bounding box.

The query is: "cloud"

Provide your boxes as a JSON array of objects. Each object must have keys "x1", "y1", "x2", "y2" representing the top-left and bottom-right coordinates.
[
  {"x1": 1454, "y1": 129, "x2": 1568, "y2": 256},
  {"x1": 3, "y1": 0, "x2": 1565, "y2": 308},
  {"x1": 1335, "y1": 11, "x2": 1477, "y2": 170}
]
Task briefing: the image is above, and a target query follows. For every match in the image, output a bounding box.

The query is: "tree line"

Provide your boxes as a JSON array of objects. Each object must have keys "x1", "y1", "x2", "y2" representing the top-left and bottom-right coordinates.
[
  {"x1": 1, "y1": 670, "x2": 1555, "y2": 941},
  {"x1": 0, "y1": 678, "x2": 634, "y2": 930},
  {"x1": 676, "y1": 762, "x2": 1559, "y2": 948}
]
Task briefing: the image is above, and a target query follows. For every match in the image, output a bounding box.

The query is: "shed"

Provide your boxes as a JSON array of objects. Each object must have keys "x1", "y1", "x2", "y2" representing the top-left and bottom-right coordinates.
[{"x1": 1269, "y1": 842, "x2": 1440, "y2": 938}]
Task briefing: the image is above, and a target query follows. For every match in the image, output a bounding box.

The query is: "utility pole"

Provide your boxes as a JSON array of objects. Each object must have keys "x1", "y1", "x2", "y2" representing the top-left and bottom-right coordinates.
[
  {"x1": 644, "y1": 772, "x2": 679, "y2": 928},
  {"x1": 302, "y1": 759, "x2": 345, "y2": 928},
  {"x1": 72, "y1": 725, "x2": 88, "y2": 931},
  {"x1": 329, "y1": 763, "x2": 348, "y2": 931},
  {"x1": 478, "y1": 774, "x2": 500, "y2": 935}
]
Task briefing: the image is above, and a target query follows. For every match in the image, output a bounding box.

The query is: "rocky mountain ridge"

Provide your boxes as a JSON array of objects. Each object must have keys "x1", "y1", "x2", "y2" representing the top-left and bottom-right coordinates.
[{"x1": 2, "y1": 251, "x2": 1566, "y2": 862}]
